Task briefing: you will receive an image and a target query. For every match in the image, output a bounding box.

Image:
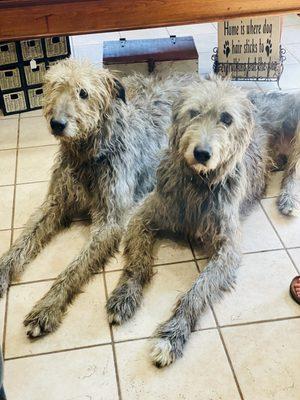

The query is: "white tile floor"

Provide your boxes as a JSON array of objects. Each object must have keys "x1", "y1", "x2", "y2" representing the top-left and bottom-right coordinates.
[{"x1": 0, "y1": 14, "x2": 300, "y2": 400}]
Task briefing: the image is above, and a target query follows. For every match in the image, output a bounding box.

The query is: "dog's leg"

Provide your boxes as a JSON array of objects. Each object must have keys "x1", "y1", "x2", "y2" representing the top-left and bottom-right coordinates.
[
  {"x1": 106, "y1": 208, "x2": 156, "y2": 325},
  {"x1": 24, "y1": 223, "x2": 122, "y2": 338},
  {"x1": 151, "y1": 236, "x2": 240, "y2": 368},
  {"x1": 277, "y1": 127, "x2": 300, "y2": 216},
  {"x1": 0, "y1": 197, "x2": 66, "y2": 297}
]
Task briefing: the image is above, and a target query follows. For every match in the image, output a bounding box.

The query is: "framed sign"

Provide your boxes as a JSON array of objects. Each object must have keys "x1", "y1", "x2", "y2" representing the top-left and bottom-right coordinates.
[{"x1": 213, "y1": 16, "x2": 285, "y2": 83}]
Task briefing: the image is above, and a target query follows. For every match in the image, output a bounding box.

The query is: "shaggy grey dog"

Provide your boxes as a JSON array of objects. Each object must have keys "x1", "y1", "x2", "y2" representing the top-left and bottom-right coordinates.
[
  {"x1": 249, "y1": 90, "x2": 300, "y2": 216},
  {"x1": 106, "y1": 76, "x2": 300, "y2": 367},
  {"x1": 0, "y1": 59, "x2": 195, "y2": 338}
]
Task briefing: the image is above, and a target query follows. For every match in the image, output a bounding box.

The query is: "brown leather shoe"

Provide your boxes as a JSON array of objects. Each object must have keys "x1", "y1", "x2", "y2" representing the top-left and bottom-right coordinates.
[{"x1": 290, "y1": 276, "x2": 300, "y2": 305}]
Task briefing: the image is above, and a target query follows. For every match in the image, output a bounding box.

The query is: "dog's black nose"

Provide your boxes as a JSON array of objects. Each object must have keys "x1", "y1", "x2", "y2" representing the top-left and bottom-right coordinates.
[
  {"x1": 50, "y1": 118, "x2": 67, "y2": 135},
  {"x1": 193, "y1": 146, "x2": 211, "y2": 165}
]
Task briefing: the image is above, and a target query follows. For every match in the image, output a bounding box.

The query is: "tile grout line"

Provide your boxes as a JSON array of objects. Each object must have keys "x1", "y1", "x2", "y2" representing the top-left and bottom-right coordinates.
[
  {"x1": 7, "y1": 258, "x2": 204, "y2": 287},
  {"x1": 193, "y1": 246, "x2": 295, "y2": 261},
  {"x1": 8, "y1": 217, "x2": 90, "y2": 233},
  {"x1": 102, "y1": 269, "x2": 123, "y2": 400},
  {"x1": 243, "y1": 247, "x2": 284, "y2": 255},
  {"x1": 219, "y1": 315, "x2": 300, "y2": 329},
  {"x1": 8, "y1": 265, "x2": 300, "y2": 327},
  {"x1": 4, "y1": 341, "x2": 112, "y2": 362},
  {"x1": 191, "y1": 239, "x2": 245, "y2": 400},
  {"x1": 5, "y1": 313, "x2": 300, "y2": 362},
  {"x1": 19, "y1": 114, "x2": 43, "y2": 119},
  {"x1": 11, "y1": 221, "x2": 90, "y2": 234},
  {"x1": 259, "y1": 201, "x2": 300, "y2": 274},
  {"x1": 4, "y1": 327, "x2": 220, "y2": 362},
  {"x1": 0, "y1": 179, "x2": 50, "y2": 189},
  {"x1": 4, "y1": 237, "x2": 299, "y2": 295},
  {"x1": 2, "y1": 114, "x2": 21, "y2": 356},
  {"x1": 7, "y1": 260, "x2": 194, "y2": 287},
  {"x1": 0, "y1": 143, "x2": 58, "y2": 152},
  {"x1": 165, "y1": 27, "x2": 171, "y2": 37},
  {"x1": 287, "y1": 249, "x2": 300, "y2": 275},
  {"x1": 284, "y1": 46, "x2": 300, "y2": 64},
  {"x1": 10, "y1": 277, "x2": 60, "y2": 287},
  {"x1": 211, "y1": 306, "x2": 245, "y2": 400}
]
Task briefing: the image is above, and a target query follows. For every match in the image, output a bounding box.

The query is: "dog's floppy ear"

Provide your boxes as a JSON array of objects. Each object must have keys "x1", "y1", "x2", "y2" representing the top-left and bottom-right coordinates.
[
  {"x1": 172, "y1": 95, "x2": 186, "y2": 124},
  {"x1": 169, "y1": 96, "x2": 185, "y2": 149},
  {"x1": 113, "y1": 79, "x2": 126, "y2": 104}
]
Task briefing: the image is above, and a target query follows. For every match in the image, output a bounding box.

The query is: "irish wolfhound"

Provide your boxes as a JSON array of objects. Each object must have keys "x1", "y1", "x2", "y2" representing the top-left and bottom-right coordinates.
[
  {"x1": 0, "y1": 59, "x2": 194, "y2": 338},
  {"x1": 249, "y1": 90, "x2": 300, "y2": 216},
  {"x1": 106, "y1": 76, "x2": 300, "y2": 367}
]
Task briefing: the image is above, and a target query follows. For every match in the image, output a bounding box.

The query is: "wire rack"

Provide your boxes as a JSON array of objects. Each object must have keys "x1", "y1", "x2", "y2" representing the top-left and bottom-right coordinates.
[{"x1": 212, "y1": 46, "x2": 286, "y2": 89}]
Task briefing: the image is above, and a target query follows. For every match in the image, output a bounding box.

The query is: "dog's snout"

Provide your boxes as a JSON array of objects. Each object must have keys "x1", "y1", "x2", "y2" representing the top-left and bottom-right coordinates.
[
  {"x1": 50, "y1": 118, "x2": 67, "y2": 135},
  {"x1": 193, "y1": 146, "x2": 211, "y2": 165}
]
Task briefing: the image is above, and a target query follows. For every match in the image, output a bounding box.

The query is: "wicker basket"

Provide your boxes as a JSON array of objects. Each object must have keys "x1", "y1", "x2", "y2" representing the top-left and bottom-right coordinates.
[
  {"x1": 0, "y1": 42, "x2": 18, "y2": 66},
  {"x1": 21, "y1": 39, "x2": 44, "y2": 61},
  {"x1": 2, "y1": 91, "x2": 27, "y2": 113},
  {"x1": 24, "y1": 61, "x2": 47, "y2": 86},
  {"x1": 28, "y1": 87, "x2": 44, "y2": 109},
  {"x1": 45, "y1": 37, "x2": 68, "y2": 58},
  {"x1": 0, "y1": 67, "x2": 21, "y2": 91}
]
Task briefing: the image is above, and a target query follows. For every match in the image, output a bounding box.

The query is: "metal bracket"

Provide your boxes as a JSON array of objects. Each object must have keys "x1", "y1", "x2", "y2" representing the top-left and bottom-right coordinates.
[
  {"x1": 170, "y1": 35, "x2": 176, "y2": 45},
  {"x1": 119, "y1": 38, "x2": 126, "y2": 48}
]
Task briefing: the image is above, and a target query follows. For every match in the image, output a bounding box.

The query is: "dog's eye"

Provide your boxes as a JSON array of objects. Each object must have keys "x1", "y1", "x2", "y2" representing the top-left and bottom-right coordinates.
[
  {"x1": 79, "y1": 89, "x2": 88, "y2": 99},
  {"x1": 189, "y1": 109, "x2": 200, "y2": 119},
  {"x1": 220, "y1": 112, "x2": 233, "y2": 126}
]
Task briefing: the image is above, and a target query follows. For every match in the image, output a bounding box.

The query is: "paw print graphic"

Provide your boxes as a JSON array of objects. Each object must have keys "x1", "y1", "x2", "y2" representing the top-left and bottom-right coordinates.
[
  {"x1": 265, "y1": 39, "x2": 272, "y2": 57},
  {"x1": 223, "y1": 41, "x2": 230, "y2": 58}
]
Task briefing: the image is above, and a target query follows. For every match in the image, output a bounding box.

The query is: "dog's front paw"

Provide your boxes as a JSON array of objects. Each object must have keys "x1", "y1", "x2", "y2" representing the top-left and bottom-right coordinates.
[
  {"x1": 24, "y1": 305, "x2": 62, "y2": 339},
  {"x1": 106, "y1": 282, "x2": 142, "y2": 325},
  {"x1": 151, "y1": 337, "x2": 183, "y2": 368},
  {"x1": 151, "y1": 319, "x2": 188, "y2": 368},
  {"x1": 277, "y1": 192, "x2": 300, "y2": 217}
]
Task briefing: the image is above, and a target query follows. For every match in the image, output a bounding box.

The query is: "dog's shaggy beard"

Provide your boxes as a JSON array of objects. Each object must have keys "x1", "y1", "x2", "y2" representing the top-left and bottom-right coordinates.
[
  {"x1": 179, "y1": 125, "x2": 225, "y2": 174},
  {"x1": 175, "y1": 120, "x2": 253, "y2": 185}
]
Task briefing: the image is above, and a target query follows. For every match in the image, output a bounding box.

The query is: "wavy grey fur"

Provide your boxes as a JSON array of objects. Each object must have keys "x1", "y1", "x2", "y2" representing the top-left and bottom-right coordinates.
[
  {"x1": 107, "y1": 76, "x2": 300, "y2": 367},
  {"x1": 249, "y1": 90, "x2": 300, "y2": 215},
  {"x1": 0, "y1": 59, "x2": 196, "y2": 338}
]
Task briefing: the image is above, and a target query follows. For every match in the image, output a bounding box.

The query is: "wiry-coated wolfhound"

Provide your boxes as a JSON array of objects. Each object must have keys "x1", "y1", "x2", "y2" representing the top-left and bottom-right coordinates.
[
  {"x1": 0, "y1": 59, "x2": 195, "y2": 338},
  {"x1": 249, "y1": 90, "x2": 300, "y2": 216},
  {"x1": 107, "y1": 76, "x2": 300, "y2": 367}
]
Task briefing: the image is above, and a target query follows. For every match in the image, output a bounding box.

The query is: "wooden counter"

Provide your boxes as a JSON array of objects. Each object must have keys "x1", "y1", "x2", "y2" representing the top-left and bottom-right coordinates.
[{"x1": 1, "y1": 0, "x2": 300, "y2": 41}]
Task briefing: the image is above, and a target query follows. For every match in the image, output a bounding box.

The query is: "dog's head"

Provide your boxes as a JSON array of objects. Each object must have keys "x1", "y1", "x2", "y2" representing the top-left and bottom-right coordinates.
[
  {"x1": 171, "y1": 75, "x2": 254, "y2": 174},
  {"x1": 43, "y1": 59, "x2": 126, "y2": 141}
]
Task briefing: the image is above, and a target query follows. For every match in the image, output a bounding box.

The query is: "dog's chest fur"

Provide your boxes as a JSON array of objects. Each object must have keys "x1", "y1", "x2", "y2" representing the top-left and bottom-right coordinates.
[
  {"x1": 70, "y1": 155, "x2": 111, "y2": 195},
  {"x1": 55, "y1": 150, "x2": 115, "y2": 215},
  {"x1": 181, "y1": 175, "x2": 240, "y2": 236},
  {"x1": 157, "y1": 155, "x2": 242, "y2": 238}
]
